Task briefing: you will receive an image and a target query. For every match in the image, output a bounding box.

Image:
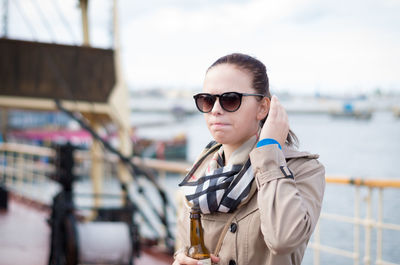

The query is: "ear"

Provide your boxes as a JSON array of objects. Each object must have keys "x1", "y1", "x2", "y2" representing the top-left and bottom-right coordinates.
[{"x1": 257, "y1": 97, "x2": 270, "y2": 121}]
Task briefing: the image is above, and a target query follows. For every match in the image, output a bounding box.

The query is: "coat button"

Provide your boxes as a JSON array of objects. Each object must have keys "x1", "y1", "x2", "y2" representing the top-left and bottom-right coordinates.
[
  {"x1": 230, "y1": 223, "x2": 237, "y2": 233},
  {"x1": 229, "y1": 260, "x2": 236, "y2": 265}
]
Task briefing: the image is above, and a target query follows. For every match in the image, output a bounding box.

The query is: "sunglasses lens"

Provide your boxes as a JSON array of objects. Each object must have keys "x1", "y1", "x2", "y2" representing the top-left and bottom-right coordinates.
[
  {"x1": 220, "y1": 93, "x2": 241, "y2": 112},
  {"x1": 195, "y1": 94, "x2": 215, "y2": 113}
]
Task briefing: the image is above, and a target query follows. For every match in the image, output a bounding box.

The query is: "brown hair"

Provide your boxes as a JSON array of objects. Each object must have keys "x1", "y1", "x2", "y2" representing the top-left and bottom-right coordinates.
[{"x1": 207, "y1": 53, "x2": 298, "y2": 147}]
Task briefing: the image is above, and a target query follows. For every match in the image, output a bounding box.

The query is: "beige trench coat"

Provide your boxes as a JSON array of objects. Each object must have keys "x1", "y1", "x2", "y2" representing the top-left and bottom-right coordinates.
[{"x1": 176, "y1": 144, "x2": 325, "y2": 265}]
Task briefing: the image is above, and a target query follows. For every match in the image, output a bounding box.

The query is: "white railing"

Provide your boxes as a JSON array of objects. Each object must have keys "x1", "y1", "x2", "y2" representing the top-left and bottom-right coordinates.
[
  {"x1": 0, "y1": 142, "x2": 188, "y2": 206},
  {"x1": 0, "y1": 142, "x2": 120, "y2": 205},
  {"x1": 311, "y1": 178, "x2": 400, "y2": 265},
  {"x1": 1, "y1": 143, "x2": 400, "y2": 264},
  {"x1": 0, "y1": 142, "x2": 57, "y2": 203}
]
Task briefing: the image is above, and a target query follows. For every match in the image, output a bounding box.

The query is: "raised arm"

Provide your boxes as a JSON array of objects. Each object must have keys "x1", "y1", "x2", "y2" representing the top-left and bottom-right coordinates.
[{"x1": 250, "y1": 145, "x2": 325, "y2": 254}]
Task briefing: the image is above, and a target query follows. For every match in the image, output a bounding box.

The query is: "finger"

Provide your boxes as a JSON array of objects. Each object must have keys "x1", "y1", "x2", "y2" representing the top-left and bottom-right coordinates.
[
  {"x1": 211, "y1": 254, "x2": 220, "y2": 263},
  {"x1": 272, "y1": 98, "x2": 284, "y2": 123},
  {"x1": 283, "y1": 107, "x2": 289, "y2": 123},
  {"x1": 274, "y1": 96, "x2": 287, "y2": 122},
  {"x1": 277, "y1": 101, "x2": 287, "y2": 122},
  {"x1": 273, "y1": 96, "x2": 282, "y2": 115},
  {"x1": 175, "y1": 253, "x2": 199, "y2": 265},
  {"x1": 268, "y1": 95, "x2": 278, "y2": 119},
  {"x1": 280, "y1": 101, "x2": 289, "y2": 124}
]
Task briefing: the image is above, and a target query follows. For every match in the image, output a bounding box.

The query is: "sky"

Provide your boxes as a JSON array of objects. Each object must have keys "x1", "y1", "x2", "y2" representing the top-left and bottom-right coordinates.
[{"x1": 3, "y1": 0, "x2": 400, "y2": 95}]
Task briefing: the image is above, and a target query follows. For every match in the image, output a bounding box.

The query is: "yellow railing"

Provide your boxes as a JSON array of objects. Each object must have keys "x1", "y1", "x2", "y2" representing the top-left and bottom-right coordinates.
[{"x1": 1, "y1": 143, "x2": 399, "y2": 264}]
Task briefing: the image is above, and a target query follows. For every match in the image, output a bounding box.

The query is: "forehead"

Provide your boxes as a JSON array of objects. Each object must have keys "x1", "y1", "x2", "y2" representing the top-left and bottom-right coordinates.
[{"x1": 203, "y1": 64, "x2": 253, "y2": 94}]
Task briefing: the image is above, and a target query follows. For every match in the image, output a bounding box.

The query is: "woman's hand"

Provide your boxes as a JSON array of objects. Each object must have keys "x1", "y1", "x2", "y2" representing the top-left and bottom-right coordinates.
[
  {"x1": 173, "y1": 252, "x2": 220, "y2": 265},
  {"x1": 259, "y1": 95, "x2": 289, "y2": 148}
]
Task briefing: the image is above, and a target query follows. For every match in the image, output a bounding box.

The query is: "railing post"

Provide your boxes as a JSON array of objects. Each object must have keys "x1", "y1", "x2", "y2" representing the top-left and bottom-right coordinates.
[
  {"x1": 159, "y1": 169, "x2": 168, "y2": 243},
  {"x1": 354, "y1": 186, "x2": 360, "y2": 265},
  {"x1": 16, "y1": 152, "x2": 23, "y2": 188},
  {"x1": 37, "y1": 154, "x2": 45, "y2": 186},
  {"x1": 364, "y1": 187, "x2": 373, "y2": 265},
  {"x1": 313, "y1": 220, "x2": 321, "y2": 265},
  {"x1": 0, "y1": 150, "x2": 4, "y2": 184},
  {"x1": 6, "y1": 150, "x2": 13, "y2": 186},
  {"x1": 28, "y1": 154, "x2": 36, "y2": 199},
  {"x1": 376, "y1": 188, "x2": 383, "y2": 265}
]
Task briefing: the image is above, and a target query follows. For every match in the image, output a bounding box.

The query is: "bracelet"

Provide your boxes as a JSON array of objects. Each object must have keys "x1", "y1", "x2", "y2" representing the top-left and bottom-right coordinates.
[{"x1": 256, "y1": 138, "x2": 282, "y2": 150}]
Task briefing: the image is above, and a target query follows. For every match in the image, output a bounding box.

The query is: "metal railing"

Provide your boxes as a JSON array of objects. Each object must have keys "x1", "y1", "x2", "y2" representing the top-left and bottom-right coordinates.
[
  {"x1": 0, "y1": 142, "x2": 57, "y2": 203},
  {"x1": 0, "y1": 142, "x2": 123, "y2": 205},
  {"x1": 310, "y1": 177, "x2": 400, "y2": 265},
  {"x1": 1, "y1": 142, "x2": 399, "y2": 264}
]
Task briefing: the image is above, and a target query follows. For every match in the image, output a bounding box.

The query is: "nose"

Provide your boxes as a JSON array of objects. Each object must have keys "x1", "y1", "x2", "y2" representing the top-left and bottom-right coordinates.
[{"x1": 210, "y1": 97, "x2": 224, "y2": 114}]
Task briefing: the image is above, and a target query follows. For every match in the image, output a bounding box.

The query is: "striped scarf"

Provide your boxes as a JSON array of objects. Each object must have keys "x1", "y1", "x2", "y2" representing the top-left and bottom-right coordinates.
[{"x1": 179, "y1": 135, "x2": 257, "y2": 214}]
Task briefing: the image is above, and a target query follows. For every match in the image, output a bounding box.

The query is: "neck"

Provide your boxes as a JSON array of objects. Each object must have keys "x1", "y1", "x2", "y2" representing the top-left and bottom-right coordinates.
[
  {"x1": 222, "y1": 131, "x2": 260, "y2": 164},
  {"x1": 222, "y1": 144, "x2": 237, "y2": 164}
]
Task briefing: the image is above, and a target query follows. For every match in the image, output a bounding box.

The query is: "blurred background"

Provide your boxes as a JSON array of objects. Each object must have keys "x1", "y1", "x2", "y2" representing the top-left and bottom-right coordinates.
[
  {"x1": 0, "y1": 0, "x2": 399, "y2": 265},
  {"x1": 4, "y1": 0, "x2": 400, "y2": 94}
]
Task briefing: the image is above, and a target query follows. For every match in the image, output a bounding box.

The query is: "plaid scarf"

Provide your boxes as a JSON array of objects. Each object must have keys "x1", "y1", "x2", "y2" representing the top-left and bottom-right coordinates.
[{"x1": 179, "y1": 135, "x2": 258, "y2": 214}]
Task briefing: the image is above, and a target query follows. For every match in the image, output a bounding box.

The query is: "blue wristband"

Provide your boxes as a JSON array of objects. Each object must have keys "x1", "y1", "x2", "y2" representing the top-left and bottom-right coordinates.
[{"x1": 256, "y1": 138, "x2": 282, "y2": 150}]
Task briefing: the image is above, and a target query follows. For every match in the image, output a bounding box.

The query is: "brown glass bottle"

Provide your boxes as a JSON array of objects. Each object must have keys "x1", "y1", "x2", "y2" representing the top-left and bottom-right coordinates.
[{"x1": 187, "y1": 207, "x2": 211, "y2": 264}]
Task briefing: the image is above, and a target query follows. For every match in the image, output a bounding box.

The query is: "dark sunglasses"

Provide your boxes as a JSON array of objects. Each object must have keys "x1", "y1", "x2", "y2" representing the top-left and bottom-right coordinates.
[{"x1": 193, "y1": 92, "x2": 265, "y2": 113}]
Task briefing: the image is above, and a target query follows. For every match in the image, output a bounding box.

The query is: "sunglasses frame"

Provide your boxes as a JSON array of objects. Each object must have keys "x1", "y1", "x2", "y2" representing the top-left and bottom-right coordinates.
[{"x1": 193, "y1": 92, "x2": 265, "y2": 113}]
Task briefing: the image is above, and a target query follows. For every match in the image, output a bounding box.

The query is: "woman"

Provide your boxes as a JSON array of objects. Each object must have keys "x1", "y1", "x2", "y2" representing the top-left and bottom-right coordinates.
[{"x1": 174, "y1": 53, "x2": 325, "y2": 265}]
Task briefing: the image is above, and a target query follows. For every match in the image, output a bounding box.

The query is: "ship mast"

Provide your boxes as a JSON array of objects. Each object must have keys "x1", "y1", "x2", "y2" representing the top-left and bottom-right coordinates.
[
  {"x1": 78, "y1": 0, "x2": 133, "y2": 210},
  {"x1": 79, "y1": 0, "x2": 90, "y2": 46},
  {"x1": 109, "y1": 0, "x2": 133, "y2": 188}
]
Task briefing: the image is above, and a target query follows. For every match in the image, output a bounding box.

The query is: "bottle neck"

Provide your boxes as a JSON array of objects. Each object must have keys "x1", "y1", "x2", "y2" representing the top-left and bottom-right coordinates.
[{"x1": 190, "y1": 212, "x2": 205, "y2": 246}]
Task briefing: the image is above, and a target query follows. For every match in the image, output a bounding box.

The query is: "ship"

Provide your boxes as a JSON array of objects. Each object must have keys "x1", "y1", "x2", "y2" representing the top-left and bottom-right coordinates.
[
  {"x1": 1, "y1": 1, "x2": 400, "y2": 265},
  {"x1": 0, "y1": 0, "x2": 176, "y2": 264}
]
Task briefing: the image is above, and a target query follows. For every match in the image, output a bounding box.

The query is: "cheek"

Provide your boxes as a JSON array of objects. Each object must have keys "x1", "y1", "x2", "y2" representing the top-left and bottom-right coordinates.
[
  {"x1": 237, "y1": 113, "x2": 260, "y2": 135},
  {"x1": 237, "y1": 107, "x2": 259, "y2": 125},
  {"x1": 204, "y1": 114, "x2": 211, "y2": 126},
  {"x1": 204, "y1": 115, "x2": 215, "y2": 132}
]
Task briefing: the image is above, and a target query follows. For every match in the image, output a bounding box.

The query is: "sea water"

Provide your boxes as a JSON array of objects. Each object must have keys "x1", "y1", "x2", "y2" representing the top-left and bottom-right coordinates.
[{"x1": 133, "y1": 111, "x2": 400, "y2": 264}]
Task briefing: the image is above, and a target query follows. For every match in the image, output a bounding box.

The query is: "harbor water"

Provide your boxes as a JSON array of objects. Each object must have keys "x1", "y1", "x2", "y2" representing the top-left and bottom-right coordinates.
[
  {"x1": 134, "y1": 110, "x2": 400, "y2": 264},
  {"x1": 133, "y1": 111, "x2": 400, "y2": 179}
]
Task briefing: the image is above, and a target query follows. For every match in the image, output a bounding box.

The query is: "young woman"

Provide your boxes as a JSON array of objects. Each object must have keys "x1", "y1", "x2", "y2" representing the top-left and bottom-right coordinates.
[{"x1": 174, "y1": 53, "x2": 325, "y2": 265}]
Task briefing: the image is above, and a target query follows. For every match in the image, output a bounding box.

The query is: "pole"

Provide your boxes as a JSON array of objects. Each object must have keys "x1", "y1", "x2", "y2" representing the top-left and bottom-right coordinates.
[
  {"x1": 79, "y1": 0, "x2": 90, "y2": 45},
  {"x1": 2, "y1": 0, "x2": 8, "y2": 37},
  {"x1": 110, "y1": 0, "x2": 133, "y2": 185}
]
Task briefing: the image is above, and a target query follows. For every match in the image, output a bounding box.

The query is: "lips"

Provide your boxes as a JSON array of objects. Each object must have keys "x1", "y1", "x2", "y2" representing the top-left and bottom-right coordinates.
[
  {"x1": 212, "y1": 122, "x2": 228, "y2": 125},
  {"x1": 210, "y1": 122, "x2": 230, "y2": 129}
]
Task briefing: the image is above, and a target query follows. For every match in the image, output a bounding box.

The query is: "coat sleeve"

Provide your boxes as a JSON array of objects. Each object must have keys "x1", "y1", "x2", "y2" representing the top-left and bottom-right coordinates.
[{"x1": 249, "y1": 144, "x2": 325, "y2": 255}]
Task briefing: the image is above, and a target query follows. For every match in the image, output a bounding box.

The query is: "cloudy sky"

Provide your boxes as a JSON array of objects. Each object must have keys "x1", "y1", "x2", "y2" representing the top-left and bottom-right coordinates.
[{"x1": 4, "y1": 0, "x2": 400, "y2": 94}]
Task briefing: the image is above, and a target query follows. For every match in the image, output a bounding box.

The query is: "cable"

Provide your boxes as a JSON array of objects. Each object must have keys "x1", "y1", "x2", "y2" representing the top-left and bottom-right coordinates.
[
  {"x1": 11, "y1": 0, "x2": 38, "y2": 40},
  {"x1": 32, "y1": 36, "x2": 173, "y2": 241},
  {"x1": 42, "y1": 42, "x2": 175, "y2": 243},
  {"x1": 31, "y1": 0, "x2": 56, "y2": 41},
  {"x1": 18, "y1": 0, "x2": 176, "y2": 247},
  {"x1": 2, "y1": 0, "x2": 8, "y2": 37},
  {"x1": 56, "y1": 100, "x2": 174, "y2": 243},
  {"x1": 52, "y1": 0, "x2": 78, "y2": 43}
]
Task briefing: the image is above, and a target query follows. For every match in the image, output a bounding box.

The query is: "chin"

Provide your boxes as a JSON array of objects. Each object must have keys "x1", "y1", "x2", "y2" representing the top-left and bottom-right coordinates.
[
  {"x1": 210, "y1": 132, "x2": 224, "y2": 142},
  {"x1": 211, "y1": 133, "x2": 232, "y2": 145}
]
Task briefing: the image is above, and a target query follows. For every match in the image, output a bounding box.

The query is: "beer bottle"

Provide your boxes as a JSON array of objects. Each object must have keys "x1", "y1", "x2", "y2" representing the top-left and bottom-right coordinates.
[{"x1": 188, "y1": 206, "x2": 211, "y2": 264}]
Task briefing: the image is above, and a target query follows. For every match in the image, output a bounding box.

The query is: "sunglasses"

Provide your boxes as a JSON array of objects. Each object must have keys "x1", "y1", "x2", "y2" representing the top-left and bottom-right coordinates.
[{"x1": 193, "y1": 92, "x2": 265, "y2": 113}]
